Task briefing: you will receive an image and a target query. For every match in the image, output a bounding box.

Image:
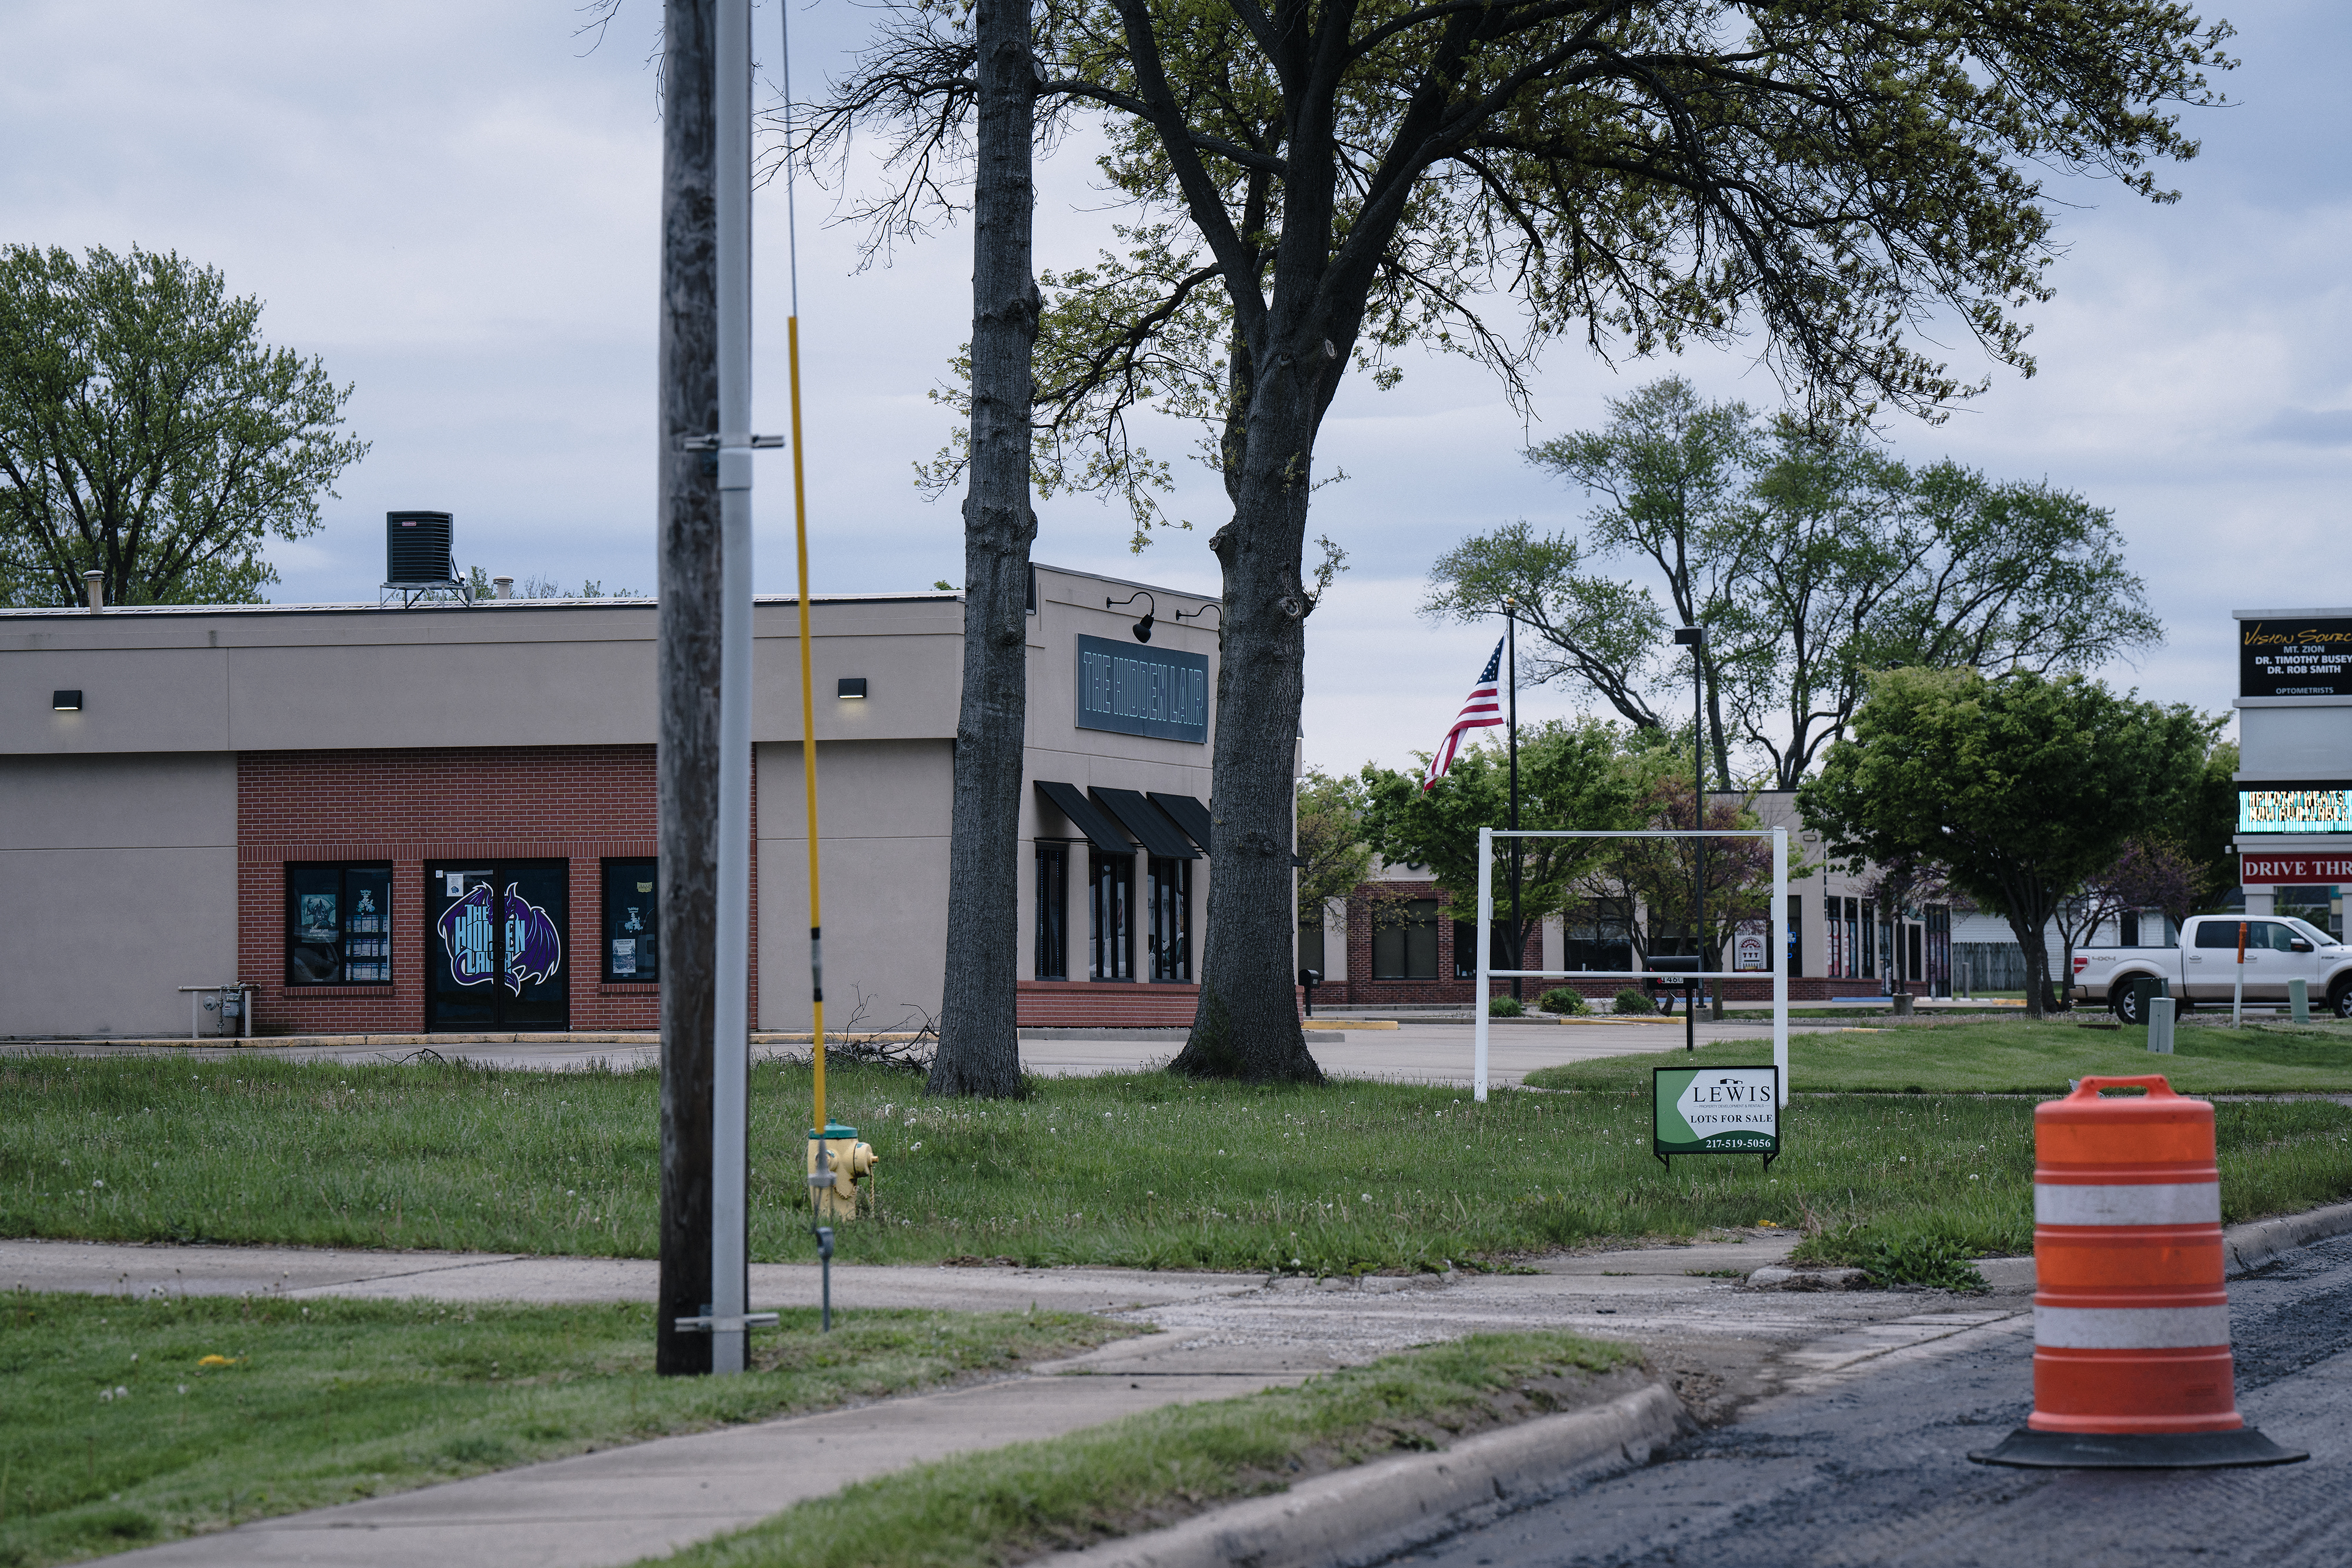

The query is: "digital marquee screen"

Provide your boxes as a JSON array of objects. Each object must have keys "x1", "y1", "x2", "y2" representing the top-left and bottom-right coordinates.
[{"x1": 2238, "y1": 781, "x2": 2352, "y2": 835}]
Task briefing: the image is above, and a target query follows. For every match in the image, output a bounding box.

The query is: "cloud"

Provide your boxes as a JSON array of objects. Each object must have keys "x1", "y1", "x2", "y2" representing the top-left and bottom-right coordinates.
[{"x1": 2253, "y1": 409, "x2": 2352, "y2": 447}]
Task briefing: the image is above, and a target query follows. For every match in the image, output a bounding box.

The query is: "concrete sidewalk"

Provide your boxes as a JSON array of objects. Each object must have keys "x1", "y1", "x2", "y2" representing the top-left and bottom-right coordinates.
[
  {"x1": 13, "y1": 1232, "x2": 2048, "y2": 1568},
  {"x1": 102, "y1": 1326, "x2": 1333, "y2": 1568}
]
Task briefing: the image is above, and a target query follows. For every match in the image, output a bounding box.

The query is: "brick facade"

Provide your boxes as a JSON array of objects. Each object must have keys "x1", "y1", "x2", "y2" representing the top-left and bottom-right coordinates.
[
  {"x1": 1328, "y1": 879, "x2": 1541, "y2": 1007},
  {"x1": 238, "y1": 746, "x2": 753, "y2": 1035}
]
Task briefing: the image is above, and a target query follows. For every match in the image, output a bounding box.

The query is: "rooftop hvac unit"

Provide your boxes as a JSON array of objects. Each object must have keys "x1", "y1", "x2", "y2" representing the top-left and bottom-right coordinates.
[{"x1": 382, "y1": 511, "x2": 471, "y2": 607}]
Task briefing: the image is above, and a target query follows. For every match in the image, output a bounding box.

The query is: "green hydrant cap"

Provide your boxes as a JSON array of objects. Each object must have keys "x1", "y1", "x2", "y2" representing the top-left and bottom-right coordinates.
[{"x1": 809, "y1": 1124, "x2": 858, "y2": 1140}]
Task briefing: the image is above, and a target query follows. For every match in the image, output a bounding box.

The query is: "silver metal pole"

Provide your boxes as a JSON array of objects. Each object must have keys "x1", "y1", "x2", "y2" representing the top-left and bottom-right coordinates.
[
  {"x1": 1475, "y1": 827, "x2": 1492, "y2": 1102},
  {"x1": 1772, "y1": 827, "x2": 1788, "y2": 1107},
  {"x1": 711, "y1": 0, "x2": 754, "y2": 1378}
]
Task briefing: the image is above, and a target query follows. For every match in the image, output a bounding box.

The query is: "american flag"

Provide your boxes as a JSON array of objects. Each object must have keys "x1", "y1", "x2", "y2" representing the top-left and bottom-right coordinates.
[{"x1": 1422, "y1": 637, "x2": 1504, "y2": 790}]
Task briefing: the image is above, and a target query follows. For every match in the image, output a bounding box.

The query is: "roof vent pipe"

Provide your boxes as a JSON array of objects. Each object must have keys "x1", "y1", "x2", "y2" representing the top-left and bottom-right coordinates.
[
  {"x1": 493, "y1": 576, "x2": 514, "y2": 600},
  {"x1": 83, "y1": 570, "x2": 105, "y2": 612}
]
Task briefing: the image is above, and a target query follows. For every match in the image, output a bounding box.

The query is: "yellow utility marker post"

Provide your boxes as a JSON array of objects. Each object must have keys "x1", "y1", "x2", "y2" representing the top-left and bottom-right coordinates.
[{"x1": 778, "y1": 4, "x2": 853, "y2": 1332}]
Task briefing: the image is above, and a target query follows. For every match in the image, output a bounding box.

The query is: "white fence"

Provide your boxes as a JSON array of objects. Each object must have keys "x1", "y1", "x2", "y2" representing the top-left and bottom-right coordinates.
[{"x1": 1473, "y1": 827, "x2": 1790, "y2": 1105}]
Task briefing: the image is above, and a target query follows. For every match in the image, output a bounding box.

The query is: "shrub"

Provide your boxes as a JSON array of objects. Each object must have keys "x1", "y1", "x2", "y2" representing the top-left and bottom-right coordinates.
[
  {"x1": 1539, "y1": 988, "x2": 1588, "y2": 1015},
  {"x1": 1488, "y1": 995, "x2": 1524, "y2": 1017},
  {"x1": 1612, "y1": 987, "x2": 1656, "y2": 1015}
]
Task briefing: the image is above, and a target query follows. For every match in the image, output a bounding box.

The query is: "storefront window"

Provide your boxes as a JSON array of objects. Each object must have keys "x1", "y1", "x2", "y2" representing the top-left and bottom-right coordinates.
[
  {"x1": 1148, "y1": 857, "x2": 1191, "y2": 981},
  {"x1": 1090, "y1": 850, "x2": 1132, "y2": 981},
  {"x1": 1452, "y1": 920, "x2": 1521, "y2": 978},
  {"x1": 285, "y1": 864, "x2": 392, "y2": 986},
  {"x1": 1564, "y1": 898, "x2": 1633, "y2": 974},
  {"x1": 1036, "y1": 842, "x2": 1068, "y2": 979},
  {"x1": 601, "y1": 859, "x2": 658, "y2": 982},
  {"x1": 1298, "y1": 917, "x2": 1326, "y2": 978},
  {"x1": 1372, "y1": 900, "x2": 1440, "y2": 979}
]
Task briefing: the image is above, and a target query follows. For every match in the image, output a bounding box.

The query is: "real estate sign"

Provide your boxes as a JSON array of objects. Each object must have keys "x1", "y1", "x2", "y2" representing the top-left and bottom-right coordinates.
[{"x1": 1653, "y1": 1065, "x2": 1780, "y2": 1168}]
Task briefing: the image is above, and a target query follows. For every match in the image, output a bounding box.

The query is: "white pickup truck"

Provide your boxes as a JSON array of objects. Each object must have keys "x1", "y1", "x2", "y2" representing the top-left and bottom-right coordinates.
[{"x1": 2073, "y1": 913, "x2": 2352, "y2": 1022}]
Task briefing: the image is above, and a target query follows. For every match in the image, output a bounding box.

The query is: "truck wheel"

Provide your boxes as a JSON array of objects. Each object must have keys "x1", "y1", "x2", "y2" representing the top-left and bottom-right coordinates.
[
  {"x1": 2333, "y1": 981, "x2": 2352, "y2": 1020},
  {"x1": 2110, "y1": 984, "x2": 2142, "y2": 1025}
]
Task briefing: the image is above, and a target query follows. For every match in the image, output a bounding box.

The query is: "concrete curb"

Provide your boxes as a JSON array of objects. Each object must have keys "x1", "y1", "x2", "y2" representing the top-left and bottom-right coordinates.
[
  {"x1": 1033, "y1": 1382, "x2": 1683, "y2": 1568},
  {"x1": 2225, "y1": 1198, "x2": 2352, "y2": 1276}
]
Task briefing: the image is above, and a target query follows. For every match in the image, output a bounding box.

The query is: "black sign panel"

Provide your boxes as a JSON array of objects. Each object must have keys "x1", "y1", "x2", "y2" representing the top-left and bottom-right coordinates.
[
  {"x1": 2241, "y1": 618, "x2": 2352, "y2": 698},
  {"x1": 1075, "y1": 633, "x2": 1210, "y2": 744}
]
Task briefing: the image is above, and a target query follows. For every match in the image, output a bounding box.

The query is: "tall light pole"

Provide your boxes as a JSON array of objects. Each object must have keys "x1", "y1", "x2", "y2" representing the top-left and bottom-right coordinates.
[{"x1": 1672, "y1": 625, "x2": 1705, "y2": 1021}]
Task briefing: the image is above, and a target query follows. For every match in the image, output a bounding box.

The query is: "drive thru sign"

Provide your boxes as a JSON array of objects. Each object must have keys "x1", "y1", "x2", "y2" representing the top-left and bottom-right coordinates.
[{"x1": 1653, "y1": 1065, "x2": 1780, "y2": 1170}]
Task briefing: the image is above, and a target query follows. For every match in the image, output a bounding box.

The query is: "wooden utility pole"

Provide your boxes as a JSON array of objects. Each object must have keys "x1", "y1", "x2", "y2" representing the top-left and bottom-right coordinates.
[
  {"x1": 656, "y1": 0, "x2": 720, "y2": 1376},
  {"x1": 924, "y1": 0, "x2": 1037, "y2": 1099}
]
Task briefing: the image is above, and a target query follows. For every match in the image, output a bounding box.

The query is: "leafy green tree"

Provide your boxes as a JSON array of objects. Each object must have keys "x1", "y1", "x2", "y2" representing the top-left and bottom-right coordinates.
[
  {"x1": 0, "y1": 245, "x2": 366, "y2": 607},
  {"x1": 808, "y1": 1, "x2": 2230, "y2": 1078},
  {"x1": 1799, "y1": 668, "x2": 2210, "y2": 1018},
  {"x1": 2178, "y1": 738, "x2": 2243, "y2": 908},
  {"x1": 1431, "y1": 387, "x2": 2164, "y2": 791},
  {"x1": 1518, "y1": 376, "x2": 1759, "y2": 784},
  {"x1": 1578, "y1": 767, "x2": 1798, "y2": 987},
  {"x1": 1295, "y1": 766, "x2": 1375, "y2": 918},
  {"x1": 1359, "y1": 719, "x2": 1642, "y2": 990}
]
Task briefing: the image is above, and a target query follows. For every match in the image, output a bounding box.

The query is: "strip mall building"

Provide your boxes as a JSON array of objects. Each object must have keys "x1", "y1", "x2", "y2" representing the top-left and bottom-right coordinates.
[{"x1": 1, "y1": 565, "x2": 1224, "y2": 1038}]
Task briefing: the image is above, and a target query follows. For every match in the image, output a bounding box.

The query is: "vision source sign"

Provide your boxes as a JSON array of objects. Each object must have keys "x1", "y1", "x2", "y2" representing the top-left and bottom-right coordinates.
[
  {"x1": 1652, "y1": 1065, "x2": 1780, "y2": 1169},
  {"x1": 2241, "y1": 617, "x2": 2352, "y2": 698},
  {"x1": 1075, "y1": 633, "x2": 1209, "y2": 744}
]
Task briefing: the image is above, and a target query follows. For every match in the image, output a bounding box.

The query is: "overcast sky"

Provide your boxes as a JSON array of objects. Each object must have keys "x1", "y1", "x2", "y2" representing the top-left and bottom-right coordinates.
[{"x1": 8, "y1": 3, "x2": 2344, "y2": 774}]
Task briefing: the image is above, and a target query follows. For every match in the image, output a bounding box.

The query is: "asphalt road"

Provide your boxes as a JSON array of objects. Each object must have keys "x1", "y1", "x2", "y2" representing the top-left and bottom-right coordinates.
[{"x1": 1396, "y1": 1233, "x2": 2352, "y2": 1568}]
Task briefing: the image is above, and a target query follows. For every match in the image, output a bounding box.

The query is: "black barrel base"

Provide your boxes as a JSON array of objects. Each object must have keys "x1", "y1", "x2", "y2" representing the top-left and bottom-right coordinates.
[{"x1": 1969, "y1": 1426, "x2": 2308, "y2": 1469}]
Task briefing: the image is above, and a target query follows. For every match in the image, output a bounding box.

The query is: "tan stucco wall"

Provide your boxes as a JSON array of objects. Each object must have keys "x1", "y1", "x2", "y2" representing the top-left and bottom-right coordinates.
[
  {"x1": 2, "y1": 565, "x2": 1224, "y2": 1029},
  {"x1": 756, "y1": 738, "x2": 953, "y2": 1030},
  {"x1": 0, "y1": 596, "x2": 967, "y2": 757},
  {"x1": 0, "y1": 753, "x2": 237, "y2": 1036},
  {"x1": 1019, "y1": 568, "x2": 1219, "y2": 985}
]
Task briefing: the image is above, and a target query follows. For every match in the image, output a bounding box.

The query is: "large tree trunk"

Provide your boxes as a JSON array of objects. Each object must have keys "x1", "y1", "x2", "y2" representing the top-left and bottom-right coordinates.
[
  {"x1": 925, "y1": 0, "x2": 1037, "y2": 1100},
  {"x1": 1170, "y1": 353, "x2": 1324, "y2": 1084},
  {"x1": 654, "y1": 0, "x2": 719, "y2": 1376},
  {"x1": 2004, "y1": 907, "x2": 2052, "y2": 1021}
]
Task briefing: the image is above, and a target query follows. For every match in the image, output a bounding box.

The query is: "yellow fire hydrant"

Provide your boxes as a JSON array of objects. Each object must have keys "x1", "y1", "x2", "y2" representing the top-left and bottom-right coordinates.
[{"x1": 807, "y1": 1123, "x2": 877, "y2": 1222}]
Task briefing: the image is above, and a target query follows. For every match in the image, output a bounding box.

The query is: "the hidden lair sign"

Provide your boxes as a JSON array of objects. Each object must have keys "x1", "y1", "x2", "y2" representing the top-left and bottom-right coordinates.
[
  {"x1": 1075, "y1": 633, "x2": 1210, "y2": 744},
  {"x1": 1653, "y1": 1065, "x2": 1780, "y2": 1169}
]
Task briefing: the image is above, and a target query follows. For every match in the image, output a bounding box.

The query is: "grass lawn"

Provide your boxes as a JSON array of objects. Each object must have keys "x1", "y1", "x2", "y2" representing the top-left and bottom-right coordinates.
[
  {"x1": 7, "y1": 1051, "x2": 2350, "y2": 1275},
  {"x1": 0, "y1": 1293, "x2": 1126, "y2": 1568},
  {"x1": 647, "y1": 1330, "x2": 1641, "y2": 1568},
  {"x1": 1522, "y1": 1015, "x2": 2352, "y2": 1096}
]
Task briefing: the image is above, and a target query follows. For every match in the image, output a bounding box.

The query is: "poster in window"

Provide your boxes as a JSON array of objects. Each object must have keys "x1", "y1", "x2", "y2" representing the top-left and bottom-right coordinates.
[
  {"x1": 611, "y1": 937, "x2": 637, "y2": 976},
  {"x1": 1732, "y1": 923, "x2": 1769, "y2": 972},
  {"x1": 349, "y1": 887, "x2": 382, "y2": 934},
  {"x1": 298, "y1": 893, "x2": 338, "y2": 942}
]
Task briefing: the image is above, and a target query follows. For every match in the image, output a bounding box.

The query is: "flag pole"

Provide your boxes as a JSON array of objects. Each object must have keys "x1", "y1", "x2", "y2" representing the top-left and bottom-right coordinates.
[{"x1": 1504, "y1": 599, "x2": 1521, "y2": 1004}]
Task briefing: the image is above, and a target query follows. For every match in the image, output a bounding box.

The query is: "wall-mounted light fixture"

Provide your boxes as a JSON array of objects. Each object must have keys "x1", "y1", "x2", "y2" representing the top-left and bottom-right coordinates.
[
  {"x1": 1174, "y1": 603, "x2": 1222, "y2": 628},
  {"x1": 837, "y1": 677, "x2": 868, "y2": 700},
  {"x1": 1107, "y1": 590, "x2": 1157, "y2": 643},
  {"x1": 53, "y1": 690, "x2": 83, "y2": 711}
]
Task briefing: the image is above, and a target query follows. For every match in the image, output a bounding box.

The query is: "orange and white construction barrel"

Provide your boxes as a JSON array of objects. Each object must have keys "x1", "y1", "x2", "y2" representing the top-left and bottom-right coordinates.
[{"x1": 1971, "y1": 1075, "x2": 2304, "y2": 1469}]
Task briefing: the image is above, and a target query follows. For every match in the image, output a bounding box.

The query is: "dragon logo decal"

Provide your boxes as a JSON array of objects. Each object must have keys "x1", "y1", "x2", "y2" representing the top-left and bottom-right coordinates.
[{"x1": 437, "y1": 882, "x2": 563, "y2": 994}]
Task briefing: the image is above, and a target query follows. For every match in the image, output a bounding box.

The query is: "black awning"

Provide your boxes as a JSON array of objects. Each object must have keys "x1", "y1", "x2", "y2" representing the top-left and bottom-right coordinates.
[
  {"x1": 1147, "y1": 791, "x2": 1215, "y2": 855},
  {"x1": 1091, "y1": 787, "x2": 1198, "y2": 860},
  {"x1": 1035, "y1": 781, "x2": 1134, "y2": 855}
]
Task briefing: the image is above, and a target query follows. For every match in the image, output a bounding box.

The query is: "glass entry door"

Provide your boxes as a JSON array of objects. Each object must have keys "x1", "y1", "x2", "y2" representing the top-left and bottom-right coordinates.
[{"x1": 426, "y1": 862, "x2": 569, "y2": 1029}]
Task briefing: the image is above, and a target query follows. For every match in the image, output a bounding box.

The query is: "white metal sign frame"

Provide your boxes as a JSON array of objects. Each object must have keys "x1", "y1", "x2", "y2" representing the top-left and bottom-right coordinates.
[{"x1": 1473, "y1": 826, "x2": 1789, "y2": 1105}]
